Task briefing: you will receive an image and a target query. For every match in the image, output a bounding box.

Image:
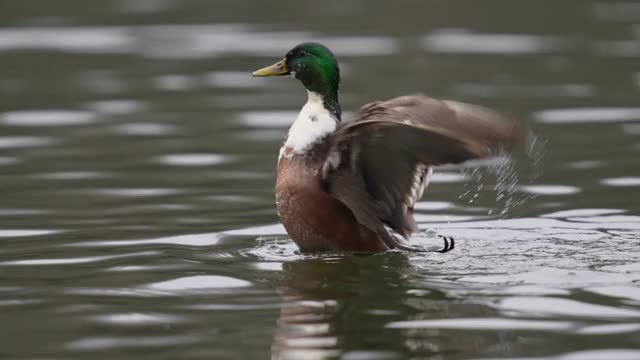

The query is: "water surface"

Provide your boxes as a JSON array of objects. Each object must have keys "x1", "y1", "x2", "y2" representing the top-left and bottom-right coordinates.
[{"x1": 1, "y1": 1, "x2": 639, "y2": 359}]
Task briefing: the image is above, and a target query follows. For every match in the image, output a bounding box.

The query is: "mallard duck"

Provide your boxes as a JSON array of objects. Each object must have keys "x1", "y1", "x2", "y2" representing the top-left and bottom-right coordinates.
[{"x1": 253, "y1": 42, "x2": 524, "y2": 253}]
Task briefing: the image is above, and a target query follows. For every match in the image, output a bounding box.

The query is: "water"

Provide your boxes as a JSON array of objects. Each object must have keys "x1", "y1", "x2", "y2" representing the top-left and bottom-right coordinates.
[{"x1": 1, "y1": 0, "x2": 639, "y2": 359}]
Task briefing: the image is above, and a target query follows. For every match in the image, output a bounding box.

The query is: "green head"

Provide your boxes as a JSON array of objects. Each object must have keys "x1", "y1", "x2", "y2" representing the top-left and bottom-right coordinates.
[{"x1": 253, "y1": 42, "x2": 341, "y2": 119}]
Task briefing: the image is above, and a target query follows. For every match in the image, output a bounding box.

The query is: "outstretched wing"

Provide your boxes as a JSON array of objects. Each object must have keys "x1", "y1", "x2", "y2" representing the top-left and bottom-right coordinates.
[{"x1": 322, "y1": 95, "x2": 525, "y2": 245}]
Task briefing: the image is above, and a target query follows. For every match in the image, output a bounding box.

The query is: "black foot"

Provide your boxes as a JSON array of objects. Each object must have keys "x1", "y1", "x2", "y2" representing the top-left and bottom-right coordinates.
[
  {"x1": 392, "y1": 235, "x2": 455, "y2": 253},
  {"x1": 436, "y1": 235, "x2": 455, "y2": 253}
]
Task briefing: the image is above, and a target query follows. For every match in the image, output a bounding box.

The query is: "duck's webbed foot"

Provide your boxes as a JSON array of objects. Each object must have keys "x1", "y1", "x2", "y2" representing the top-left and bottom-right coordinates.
[
  {"x1": 389, "y1": 235, "x2": 455, "y2": 253},
  {"x1": 380, "y1": 229, "x2": 456, "y2": 253},
  {"x1": 436, "y1": 235, "x2": 455, "y2": 253}
]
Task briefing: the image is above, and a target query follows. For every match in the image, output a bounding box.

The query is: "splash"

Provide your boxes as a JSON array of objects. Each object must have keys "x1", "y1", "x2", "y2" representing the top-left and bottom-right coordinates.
[{"x1": 459, "y1": 132, "x2": 546, "y2": 218}]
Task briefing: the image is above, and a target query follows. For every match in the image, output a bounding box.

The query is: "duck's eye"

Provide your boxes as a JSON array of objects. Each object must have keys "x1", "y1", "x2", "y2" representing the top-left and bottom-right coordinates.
[{"x1": 299, "y1": 50, "x2": 310, "y2": 57}]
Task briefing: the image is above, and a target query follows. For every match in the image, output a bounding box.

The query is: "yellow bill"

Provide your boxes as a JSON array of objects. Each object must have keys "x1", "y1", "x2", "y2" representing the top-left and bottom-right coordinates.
[{"x1": 252, "y1": 58, "x2": 289, "y2": 77}]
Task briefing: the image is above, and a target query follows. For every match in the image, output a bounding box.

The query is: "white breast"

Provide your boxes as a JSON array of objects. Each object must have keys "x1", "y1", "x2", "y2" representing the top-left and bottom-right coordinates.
[{"x1": 283, "y1": 91, "x2": 337, "y2": 155}]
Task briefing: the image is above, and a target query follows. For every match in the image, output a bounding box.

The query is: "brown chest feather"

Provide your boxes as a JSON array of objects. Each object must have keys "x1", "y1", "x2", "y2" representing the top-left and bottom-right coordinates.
[{"x1": 275, "y1": 149, "x2": 387, "y2": 252}]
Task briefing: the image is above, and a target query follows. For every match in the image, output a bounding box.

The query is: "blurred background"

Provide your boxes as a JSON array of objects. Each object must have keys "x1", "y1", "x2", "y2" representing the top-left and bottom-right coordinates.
[{"x1": 1, "y1": 0, "x2": 639, "y2": 359}]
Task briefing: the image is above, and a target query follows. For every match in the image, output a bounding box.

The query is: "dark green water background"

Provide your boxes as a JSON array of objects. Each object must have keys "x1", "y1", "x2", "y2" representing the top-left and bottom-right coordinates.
[{"x1": 1, "y1": 1, "x2": 639, "y2": 359}]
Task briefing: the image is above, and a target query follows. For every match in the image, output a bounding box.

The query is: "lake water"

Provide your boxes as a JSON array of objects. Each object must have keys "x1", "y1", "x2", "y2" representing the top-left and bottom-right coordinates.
[{"x1": 1, "y1": 1, "x2": 639, "y2": 359}]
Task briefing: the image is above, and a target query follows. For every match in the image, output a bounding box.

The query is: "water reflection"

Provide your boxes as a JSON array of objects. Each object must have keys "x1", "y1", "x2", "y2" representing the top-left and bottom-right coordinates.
[
  {"x1": 273, "y1": 255, "x2": 412, "y2": 359},
  {"x1": 0, "y1": 136, "x2": 58, "y2": 148},
  {"x1": 0, "y1": 156, "x2": 19, "y2": 166},
  {"x1": 387, "y1": 318, "x2": 573, "y2": 331},
  {"x1": 422, "y1": 30, "x2": 570, "y2": 54},
  {"x1": 0, "y1": 229, "x2": 59, "y2": 237},
  {"x1": 520, "y1": 185, "x2": 582, "y2": 195},
  {"x1": 67, "y1": 335, "x2": 198, "y2": 351},
  {"x1": 498, "y1": 297, "x2": 640, "y2": 319},
  {"x1": 601, "y1": 177, "x2": 640, "y2": 187},
  {"x1": 86, "y1": 100, "x2": 145, "y2": 114},
  {"x1": 113, "y1": 122, "x2": 175, "y2": 136},
  {"x1": 0, "y1": 25, "x2": 401, "y2": 59},
  {"x1": 156, "y1": 153, "x2": 228, "y2": 166},
  {"x1": 148, "y1": 275, "x2": 252, "y2": 291},
  {"x1": 452, "y1": 82, "x2": 596, "y2": 99},
  {"x1": 1, "y1": 110, "x2": 97, "y2": 127},
  {"x1": 534, "y1": 107, "x2": 640, "y2": 124}
]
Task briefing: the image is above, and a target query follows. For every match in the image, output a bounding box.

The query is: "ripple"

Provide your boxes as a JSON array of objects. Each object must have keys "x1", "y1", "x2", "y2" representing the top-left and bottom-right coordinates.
[
  {"x1": 435, "y1": 216, "x2": 640, "y2": 231},
  {"x1": 65, "y1": 288, "x2": 161, "y2": 297},
  {"x1": 139, "y1": 25, "x2": 397, "y2": 58},
  {"x1": 520, "y1": 185, "x2": 581, "y2": 195},
  {"x1": 601, "y1": 177, "x2": 640, "y2": 187},
  {"x1": 342, "y1": 351, "x2": 403, "y2": 360},
  {"x1": 247, "y1": 238, "x2": 302, "y2": 261},
  {"x1": 70, "y1": 232, "x2": 221, "y2": 247},
  {"x1": 152, "y1": 74, "x2": 197, "y2": 91},
  {"x1": 0, "y1": 229, "x2": 59, "y2": 237},
  {"x1": 139, "y1": 24, "x2": 288, "y2": 58},
  {"x1": 106, "y1": 264, "x2": 191, "y2": 272},
  {"x1": 520, "y1": 349, "x2": 640, "y2": 360},
  {"x1": 0, "y1": 298, "x2": 45, "y2": 306},
  {"x1": 113, "y1": 123, "x2": 176, "y2": 136},
  {"x1": 413, "y1": 201, "x2": 454, "y2": 211},
  {"x1": 422, "y1": 29, "x2": 568, "y2": 54},
  {"x1": 38, "y1": 171, "x2": 104, "y2": 180},
  {"x1": 205, "y1": 71, "x2": 269, "y2": 88},
  {"x1": 302, "y1": 37, "x2": 398, "y2": 56},
  {"x1": 85, "y1": 100, "x2": 145, "y2": 114},
  {"x1": 183, "y1": 303, "x2": 283, "y2": 311},
  {"x1": 500, "y1": 286, "x2": 570, "y2": 296},
  {"x1": 93, "y1": 188, "x2": 182, "y2": 197},
  {"x1": 498, "y1": 297, "x2": 640, "y2": 319},
  {"x1": 569, "y1": 215, "x2": 640, "y2": 226},
  {"x1": 281, "y1": 337, "x2": 338, "y2": 348},
  {"x1": 0, "y1": 251, "x2": 156, "y2": 266},
  {"x1": 76, "y1": 69, "x2": 127, "y2": 94},
  {"x1": 593, "y1": 40, "x2": 640, "y2": 57},
  {"x1": 593, "y1": 2, "x2": 640, "y2": 22},
  {"x1": 0, "y1": 156, "x2": 19, "y2": 166},
  {"x1": 622, "y1": 123, "x2": 640, "y2": 135},
  {"x1": 0, "y1": 27, "x2": 134, "y2": 53},
  {"x1": 600, "y1": 262, "x2": 640, "y2": 273},
  {"x1": 67, "y1": 335, "x2": 198, "y2": 351},
  {"x1": 0, "y1": 209, "x2": 45, "y2": 216},
  {"x1": 585, "y1": 286, "x2": 640, "y2": 302},
  {"x1": 429, "y1": 172, "x2": 468, "y2": 183},
  {"x1": 460, "y1": 268, "x2": 633, "y2": 287},
  {"x1": 414, "y1": 214, "x2": 481, "y2": 223},
  {"x1": 119, "y1": 0, "x2": 177, "y2": 14},
  {"x1": 577, "y1": 323, "x2": 640, "y2": 335},
  {"x1": 567, "y1": 160, "x2": 605, "y2": 170},
  {"x1": 156, "y1": 153, "x2": 228, "y2": 166},
  {"x1": 534, "y1": 107, "x2": 640, "y2": 123},
  {"x1": 405, "y1": 216, "x2": 640, "y2": 293},
  {"x1": 543, "y1": 208, "x2": 626, "y2": 218},
  {"x1": 0, "y1": 136, "x2": 57, "y2": 149},
  {"x1": 240, "y1": 111, "x2": 297, "y2": 128},
  {"x1": 1, "y1": 110, "x2": 96, "y2": 127},
  {"x1": 386, "y1": 317, "x2": 573, "y2": 331},
  {"x1": 253, "y1": 262, "x2": 283, "y2": 271},
  {"x1": 147, "y1": 275, "x2": 251, "y2": 291},
  {"x1": 223, "y1": 223, "x2": 287, "y2": 236},
  {"x1": 237, "y1": 129, "x2": 287, "y2": 142},
  {"x1": 91, "y1": 312, "x2": 185, "y2": 325},
  {"x1": 453, "y1": 83, "x2": 595, "y2": 99}
]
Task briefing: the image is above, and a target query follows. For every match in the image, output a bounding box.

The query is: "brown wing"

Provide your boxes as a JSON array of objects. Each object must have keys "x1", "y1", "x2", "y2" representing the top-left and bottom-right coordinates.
[
  {"x1": 353, "y1": 95, "x2": 525, "y2": 155},
  {"x1": 322, "y1": 95, "x2": 525, "y2": 246}
]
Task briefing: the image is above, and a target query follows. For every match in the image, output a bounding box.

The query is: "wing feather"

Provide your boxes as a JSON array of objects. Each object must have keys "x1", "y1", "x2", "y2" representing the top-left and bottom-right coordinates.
[{"x1": 323, "y1": 95, "x2": 526, "y2": 243}]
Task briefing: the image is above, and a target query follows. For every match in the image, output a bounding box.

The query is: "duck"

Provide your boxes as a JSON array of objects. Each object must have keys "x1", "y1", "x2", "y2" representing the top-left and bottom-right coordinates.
[{"x1": 253, "y1": 42, "x2": 524, "y2": 253}]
